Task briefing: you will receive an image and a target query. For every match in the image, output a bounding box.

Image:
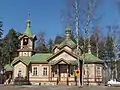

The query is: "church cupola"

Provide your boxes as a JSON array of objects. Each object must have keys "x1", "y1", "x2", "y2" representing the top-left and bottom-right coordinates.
[
  {"x1": 17, "y1": 15, "x2": 37, "y2": 57},
  {"x1": 65, "y1": 25, "x2": 72, "y2": 40},
  {"x1": 24, "y1": 19, "x2": 32, "y2": 37}
]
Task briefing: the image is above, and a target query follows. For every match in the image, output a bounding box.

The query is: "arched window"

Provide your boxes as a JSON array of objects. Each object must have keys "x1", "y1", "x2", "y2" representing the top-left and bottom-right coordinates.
[{"x1": 23, "y1": 38, "x2": 28, "y2": 45}]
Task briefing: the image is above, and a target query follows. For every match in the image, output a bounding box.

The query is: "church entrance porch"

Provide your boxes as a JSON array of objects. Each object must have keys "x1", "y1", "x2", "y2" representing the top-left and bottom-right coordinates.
[
  {"x1": 49, "y1": 58, "x2": 83, "y2": 85},
  {"x1": 59, "y1": 64, "x2": 68, "y2": 82},
  {"x1": 51, "y1": 63, "x2": 78, "y2": 85}
]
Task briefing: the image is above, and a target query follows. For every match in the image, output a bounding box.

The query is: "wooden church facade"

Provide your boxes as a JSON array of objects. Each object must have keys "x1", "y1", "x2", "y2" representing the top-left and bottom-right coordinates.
[{"x1": 4, "y1": 19, "x2": 104, "y2": 86}]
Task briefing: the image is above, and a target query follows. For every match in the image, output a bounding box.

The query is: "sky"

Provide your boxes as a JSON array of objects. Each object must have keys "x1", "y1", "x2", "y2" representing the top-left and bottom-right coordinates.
[{"x1": 0, "y1": 0, "x2": 120, "y2": 42}]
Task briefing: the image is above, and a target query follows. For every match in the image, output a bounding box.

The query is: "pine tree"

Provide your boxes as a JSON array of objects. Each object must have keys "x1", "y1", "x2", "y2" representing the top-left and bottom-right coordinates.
[{"x1": 0, "y1": 28, "x2": 20, "y2": 66}]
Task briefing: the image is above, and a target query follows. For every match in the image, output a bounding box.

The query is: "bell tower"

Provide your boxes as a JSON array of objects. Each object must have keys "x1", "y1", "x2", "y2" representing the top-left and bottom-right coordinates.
[{"x1": 17, "y1": 17, "x2": 37, "y2": 56}]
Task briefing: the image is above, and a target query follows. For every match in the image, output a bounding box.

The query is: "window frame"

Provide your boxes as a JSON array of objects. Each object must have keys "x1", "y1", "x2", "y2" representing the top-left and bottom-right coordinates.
[
  {"x1": 33, "y1": 67, "x2": 38, "y2": 76},
  {"x1": 96, "y1": 66, "x2": 101, "y2": 77},
  {"x1": 43, "y1": 67, "x2": 47, "y2": 76}
]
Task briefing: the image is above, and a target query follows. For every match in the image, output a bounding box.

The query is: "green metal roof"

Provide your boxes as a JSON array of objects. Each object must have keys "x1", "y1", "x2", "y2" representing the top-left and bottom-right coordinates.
[
  {"x1": 30, "y1": 53, "x2": 52, "y2": 63},
  {"x1": 82, "y1": 53, "x2": 103, "y2": 63},
  {"x1": 58, "y1": 25, "x2": 76, "y2": 48},
  {"x1": 52, "y1": 25, "x2": 76, "y2": 50},
  {"x1": 12, "y1": 53, "x2": 52, "y2": 65},
  {"x1": 4, "y1": 64, "x2": 13, "y2": 71},
  {"x1": 12, "y1": 56, "x2": 30, "y2": 65},
  {"x1": 59, "y1": 39, "x2": 76, "y2": 49},
  {"x1": 24, "y1": 20, "x2": 32, "y2": 37}
]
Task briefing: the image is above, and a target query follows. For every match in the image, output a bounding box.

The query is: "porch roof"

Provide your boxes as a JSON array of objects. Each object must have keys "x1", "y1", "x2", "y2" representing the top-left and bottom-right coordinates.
[{"x1": 49, "y1": 59, "x2": 78, "y2": 65}]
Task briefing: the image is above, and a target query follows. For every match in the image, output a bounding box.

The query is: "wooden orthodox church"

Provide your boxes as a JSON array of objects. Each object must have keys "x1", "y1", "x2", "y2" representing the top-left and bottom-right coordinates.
[{"x1": 4, "y1": 19, "x2": 104, "y2": 86}]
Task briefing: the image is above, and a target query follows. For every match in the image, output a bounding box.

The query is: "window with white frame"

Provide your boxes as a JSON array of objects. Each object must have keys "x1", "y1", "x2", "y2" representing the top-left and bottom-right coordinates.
[
  {"x1": 96, "y1": 67, "x2": 101, "y2": 77},
  {"x1": 43, "y1": 67, "x2": 47, "y2": 76},
  {"x1": 33, "y1": 67, "x2": 38, "y2": 76}
]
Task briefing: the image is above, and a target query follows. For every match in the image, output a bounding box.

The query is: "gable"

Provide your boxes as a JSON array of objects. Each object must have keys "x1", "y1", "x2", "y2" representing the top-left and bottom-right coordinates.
[
  {"x1": 14, "y1": 62, "x2": 27, "y2": 78},
  {"x1": 63, "y1": 46, "x2": 72, "y2": 52},
  {"x1": 47, "y1": 49, "x2": 78, "y2": 62},
  {"x1": 50, "y1": 59, "x2": 69, "y2": 65},
  {"x1": 59, "y1": 61, "x2": 66, "y2": 64},
  {"x1": 53, "y1": 52, "x2": 76, "y2": 60},
  {"x1": 14, "y1": 62, "x2": 26, "y2": 69},
  {"x1": 59, "y1": 39, "x2": 76, "y2": 49},
  {"x1": 49, "y1": 57, "x2": 78, "y2": 65},
  {"x1": 19, "y1": 35, "x2": 29, "y2": 40},
  {"x1": 48, "y1": 51, "x2": 77, "y2": 64},
  {"x1": 12, "y1": 57, "x2": 30, "y2": 66}
]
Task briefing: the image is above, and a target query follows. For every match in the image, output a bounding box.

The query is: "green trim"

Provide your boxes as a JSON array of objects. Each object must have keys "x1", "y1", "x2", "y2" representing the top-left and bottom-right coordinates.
[{"x1": 59, "y1": 39, "x2": 76, "y2": 49}]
